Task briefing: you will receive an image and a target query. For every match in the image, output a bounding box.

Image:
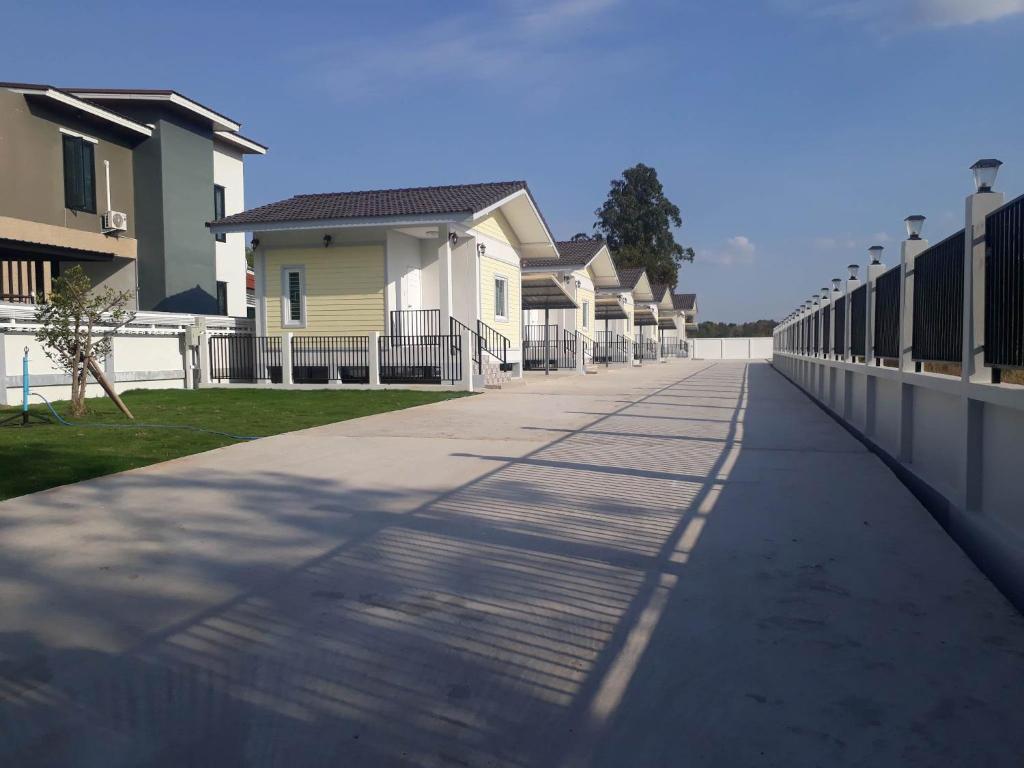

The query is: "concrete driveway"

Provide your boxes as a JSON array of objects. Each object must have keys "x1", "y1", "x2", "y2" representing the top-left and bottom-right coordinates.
[{"x1": 1, "y1": 361, "x2": 1022, "y2": 767}]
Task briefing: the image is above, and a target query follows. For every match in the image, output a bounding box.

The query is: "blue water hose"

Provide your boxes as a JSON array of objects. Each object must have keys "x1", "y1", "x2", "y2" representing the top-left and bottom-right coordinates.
[{"x1": 30, "y1": 393, "x2": 261, "y2": 442}]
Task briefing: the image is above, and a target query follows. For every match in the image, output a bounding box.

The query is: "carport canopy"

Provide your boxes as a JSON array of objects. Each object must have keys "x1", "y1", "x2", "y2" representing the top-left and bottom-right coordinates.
[
  {"x1": 521, "y1": 274, "x2": 577, "y2": 310},
  {"x1": 595, "y1": 295, "x2": 628, "y2": 320},
  {"x1": 658, "y1": 315, "x2": 678, "y2": 330},
  {"x1": 634, "y1": 306, "x2": 658, "y2": 326}
]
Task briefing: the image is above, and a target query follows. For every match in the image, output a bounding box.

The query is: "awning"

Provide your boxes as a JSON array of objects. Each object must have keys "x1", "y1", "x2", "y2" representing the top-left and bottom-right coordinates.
[
  {"x1": 521, "y1": 273, "x2": 577, "y2": 310},
  {"x1": 658, "y1": 315, "x2": 678, "y2": 330},
  {"x1": 595, "y1": 295, "x2": 628, "y2": 320},
  {"x1": 634, "y1": 306, "x2": 657, "y2": 326}
]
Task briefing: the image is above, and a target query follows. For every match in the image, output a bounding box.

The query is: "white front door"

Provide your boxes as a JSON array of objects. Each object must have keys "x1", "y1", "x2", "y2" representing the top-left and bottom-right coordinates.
[{"x1": 402, "y1": 266, "x2": 420, "y2": 309}]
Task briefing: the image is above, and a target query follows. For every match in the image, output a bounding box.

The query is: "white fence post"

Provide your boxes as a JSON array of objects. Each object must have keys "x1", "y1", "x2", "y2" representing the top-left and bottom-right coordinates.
[
  {"x1": 368, "y1": 331, "x2": 381, "y2": 387},
  {"x1": 461, "y1": 329, "x2": 476, "y2": 392},
  {"x1": 0, "y1": 331, "x2": 7, "y2": 406},
  {"x1": 282, "y1": 332, "x2": 294, "y2": 386},
  {"x1": 845, "y1": 268, "x2": 860, "y2": 361},
  {"x1": 199, "y1": 330, "x2": 212, "y2": 385},
  {"x1": 576, "y1": 334, "x2": 586, "y2": 374},
  {"x1": 866, "y1": 248, "x2": 885, "y2": 366},
  {"x1": 899, "y1": 218, "x2": 929, "y2": 463}
]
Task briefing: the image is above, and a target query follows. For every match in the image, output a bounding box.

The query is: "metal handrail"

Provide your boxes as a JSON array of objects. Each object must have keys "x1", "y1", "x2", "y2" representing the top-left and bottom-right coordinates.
[
  {"x1": 476, "y1": 319, "x2": 510, "y2": 365},
  {"x1": 450, "y1": 317, "x2": 482, "y2": 374}
]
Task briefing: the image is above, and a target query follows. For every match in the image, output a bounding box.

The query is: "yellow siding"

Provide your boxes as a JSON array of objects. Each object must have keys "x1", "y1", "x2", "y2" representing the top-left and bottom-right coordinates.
[
  {"x1": 479, "y1": 255, "x2": 521, "y2": 348},
  {"x1": 473, "y1": 210, "x2": 520, "y2": 248},
  {"x1": 574, "y1": 275, "x2": 595, "y2": 335},
  {"x1": 264, "y1": 246, "x2": 385, "y2": 335}
]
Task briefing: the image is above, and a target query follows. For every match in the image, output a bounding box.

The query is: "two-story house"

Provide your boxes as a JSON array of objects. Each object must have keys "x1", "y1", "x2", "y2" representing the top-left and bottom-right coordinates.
[{"x1": 0, "y1": 83, "x2": 266, "y2": 316}]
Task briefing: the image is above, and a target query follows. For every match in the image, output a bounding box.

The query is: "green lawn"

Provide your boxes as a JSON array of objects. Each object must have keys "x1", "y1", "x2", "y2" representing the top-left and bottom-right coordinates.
[{"x1": 0, "y1": 388, "x2": 469, "y2": 501}]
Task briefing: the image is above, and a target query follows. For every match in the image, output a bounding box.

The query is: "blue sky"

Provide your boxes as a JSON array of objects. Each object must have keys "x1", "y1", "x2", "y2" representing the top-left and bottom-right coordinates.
[{"x1": 4, "y1": 0, "x2": 1023, "y2": 321}]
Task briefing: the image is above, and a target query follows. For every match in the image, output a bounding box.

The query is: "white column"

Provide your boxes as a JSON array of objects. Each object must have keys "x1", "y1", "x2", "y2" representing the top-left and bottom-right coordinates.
[
  {"x1": 900, "y1": 235, "x2": 929, "y2": 372},
  {"x1": 282, "y1": 332, "x2": 294, "y2": 386},
  {"x1": 254, "y1": 247, "x2": 267, "y2": 336},
  {"x1": 844, "y1": 274, "x2": 860, "y2": 361},
  {"x1": 0, "y1": 332, "x2": 7, "y2": 406},
  {"x1": 964, "y1": 190, "x2": 1004, "y2": 383},
  {"x1": 199, "y1": 330, "x2": 211, "y2": 385},
  {"x1": 865, "y1": 259, "x2": 885, "y2": 366},
  {"x1": 368, "y1": 331, "x2": 381, "y2": 387},
  {"x1": 461, "y1": 329, "x2": 476, "y2": 392},
  {"x1": 576, "y1": 334, "x2": 585, "y2": 374},
  {"x1": 438, "y1": 226, "x2": 454, "y2": 333}
]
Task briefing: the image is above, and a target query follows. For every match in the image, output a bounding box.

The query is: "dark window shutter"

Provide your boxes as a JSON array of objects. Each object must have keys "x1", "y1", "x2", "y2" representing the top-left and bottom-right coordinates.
[
  {"x1": 81, "y1": 140, "x2": 96, "y2": 213},
  {"x1": 63, "y1": 135, "x2": 84, "y2": 210}
]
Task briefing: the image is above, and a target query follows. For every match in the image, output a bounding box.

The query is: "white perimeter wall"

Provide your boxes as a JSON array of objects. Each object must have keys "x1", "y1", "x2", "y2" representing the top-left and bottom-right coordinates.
[
  {"x1": 213, "y1": 143, "x2": 248, "y2": 318},
  {"x1": 773, "y1": 351, "x2": 1024, "y2": 612},
  {"x1": 692, "y1": 337, "x2": 773, "y2": 360}
]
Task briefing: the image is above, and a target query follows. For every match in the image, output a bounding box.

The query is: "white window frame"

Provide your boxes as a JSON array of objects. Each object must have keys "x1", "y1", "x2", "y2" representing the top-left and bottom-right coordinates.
[
  {"x1": 281, "y1": 265, "x2": 306, "y2": 328},
  {"x1": 582, "y1": 300, "x2": 590, "y2": 329},
  {"x1": 494, "y1": 274, "x2": 509, "y2": 322}
]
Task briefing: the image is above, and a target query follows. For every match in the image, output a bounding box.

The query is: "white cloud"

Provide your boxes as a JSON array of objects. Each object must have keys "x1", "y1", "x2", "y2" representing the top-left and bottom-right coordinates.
[
  {"x1": 702, "y1": 235, "x2": 757, "y2": 266},
  {"x1": 311, "y1": 0, "x2": 623, "y2": 100},
  {"x1": 813, "y1": 235, "x2": 857, "y2": 250},
  {"x1": 776, "y1": 0, "x2": 1024, "y2": 27}
]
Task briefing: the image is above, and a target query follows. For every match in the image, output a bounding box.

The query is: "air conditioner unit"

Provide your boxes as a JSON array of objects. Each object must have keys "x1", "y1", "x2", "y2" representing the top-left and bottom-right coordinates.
[{"x1": 102, "y1": 210, "x2": 128, "y2": 233}]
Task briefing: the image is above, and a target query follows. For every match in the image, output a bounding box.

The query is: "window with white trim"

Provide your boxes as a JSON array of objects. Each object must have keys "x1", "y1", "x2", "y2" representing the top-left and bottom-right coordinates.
[
  {"x1": 282, "y1": 267, "x2": 305, "y2": 327},
  {"x1": 494, "y1": 275, "x2": 508, "y2": 321},
  {"x1": 582, "y1": 300, "x2": 590, "y2": 329}
]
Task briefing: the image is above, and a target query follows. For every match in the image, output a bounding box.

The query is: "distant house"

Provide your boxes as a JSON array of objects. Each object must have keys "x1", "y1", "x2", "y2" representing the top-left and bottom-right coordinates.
[
  {"x1": 210, "y1": 181, "x2": 561, "y2": 376},
  {"x1": 0, "y1": 84, "x2": 266, "y2": 316}
]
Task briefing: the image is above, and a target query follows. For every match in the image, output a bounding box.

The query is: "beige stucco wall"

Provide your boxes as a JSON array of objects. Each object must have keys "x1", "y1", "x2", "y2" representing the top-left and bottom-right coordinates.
[
  {"x1": 263, "y1": 246, "x2": 385, "y2": 335},
  {"x1": 0, "y1": 89, "x2": 137, "y2": 239}
]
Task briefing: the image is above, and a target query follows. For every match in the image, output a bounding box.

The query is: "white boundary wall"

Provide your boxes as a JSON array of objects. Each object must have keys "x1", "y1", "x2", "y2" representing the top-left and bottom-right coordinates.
[
  {"x1": 0, "y1": 302, "x2": 253, "y2": 405},
  {"x1": 773, "y1": 352, "x2": 1024, "y2": 611},
  {"x1": 692, "y1": 337, "x2": 773, "y2": 360}
]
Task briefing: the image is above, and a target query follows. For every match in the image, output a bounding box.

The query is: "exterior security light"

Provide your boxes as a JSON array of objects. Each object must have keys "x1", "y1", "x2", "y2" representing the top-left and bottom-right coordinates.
[
  {"x1": 848, "y1": 264, "x2": 860, "y2": 280},
  {"x1": 971, "y1": 159, "x2": 1002, "y2": 193},
  {"x1": 323, "y1": 234, "x2": 332, "y2": 248},
  {"x1": 250, "y1": 237, "x2": 260, "y2": 249},
  {"x1": 868, "y1": 245, "x2": 884, "y2": 265},
  {"x1": 904, "y1": 215, "x2": 925, "y2": 240},
  {"x1": 832, "y1": 278, "x2": 842, "y2": 291},
  {"x1": 477, "y1": 242, "x2": 486, "y2": 256}
]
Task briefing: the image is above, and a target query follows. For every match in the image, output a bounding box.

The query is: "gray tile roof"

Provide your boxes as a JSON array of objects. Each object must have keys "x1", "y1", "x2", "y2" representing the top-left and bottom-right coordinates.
[
  {"x1": 523, "y1": 238, "x2": 606, "y2": 269},
  {"x1": 650, "y1": 283, "x2": 671, "y2": 302},
  {"x1": 616, "y1": 267, "x2": 647, "y2": 290},
  {"x1": 211, "y1": 181, "x2": 530, "y2": 227},
  {"x1": 672, "y1": 293, "x2": 697, "y2": 311}
]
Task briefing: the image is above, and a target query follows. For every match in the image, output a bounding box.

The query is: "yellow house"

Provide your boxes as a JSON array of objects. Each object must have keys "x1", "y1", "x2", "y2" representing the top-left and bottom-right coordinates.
[
  {"x1": 209, "y1": 181, "x2": 559, "y2": 379},
  {"x1": 521, "y1": 238, "x2": 620, "y2": 366}
]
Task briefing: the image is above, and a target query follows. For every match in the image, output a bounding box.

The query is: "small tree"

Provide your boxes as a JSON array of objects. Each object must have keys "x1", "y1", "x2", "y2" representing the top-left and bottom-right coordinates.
[{"x1": 34, "y1": 265, "x2": 135, "y2": 417}]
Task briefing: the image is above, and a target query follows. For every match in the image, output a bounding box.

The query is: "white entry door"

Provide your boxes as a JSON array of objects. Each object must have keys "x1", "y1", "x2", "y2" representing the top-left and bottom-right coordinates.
[{"x1": 402, "y1": 266, "x2": 420, "y2": 309}]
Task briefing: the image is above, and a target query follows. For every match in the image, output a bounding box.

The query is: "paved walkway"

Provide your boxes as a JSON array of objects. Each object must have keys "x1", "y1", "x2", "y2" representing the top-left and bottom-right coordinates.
[{"x1": 1, "y1": 361, "x2": 1023, "y2": 767}]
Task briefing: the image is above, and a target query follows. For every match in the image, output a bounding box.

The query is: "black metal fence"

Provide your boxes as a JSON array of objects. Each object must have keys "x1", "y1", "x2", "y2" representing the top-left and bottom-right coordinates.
[
  {"x1": 833, "y1": 295, "x2": 846, "y2": 357},
  {"x1": 874, "y1": 267, "x2": 901, "y2": 360},
  {"x1": 634, "y1": 338, "x2": 657, "y2": 361},
  {"x1": 985, "y1": 194, "x2": 1024, "y2": 369},
  {"x1": 523, "y1": 324, "x2": 560, "y2": 370},
  {"x1": 850, "y1": 285, "x2": 867, "y2": 358},
  {"x1": 378, "y1": 334, "x2": 462, "y2": 384},
  {"x1": 594, "y1": 331, "x2": 629, "y2": 364},
  {"x1": 813, "y1": 310, "x2": 821, "y2": 354},
  {"x1": 660, "y1": 338, "x2": 687, "y2": 357},
  {"x1": 209, "y1": 335, "x2": 282, "y2": 382},
  {"x1": 913, "y1": 229, "x2": 965, "y2": 363},
  {"x1": 390, "y1": 309, "x2": 440, "y2": 338},
  {"x1": 291, "y1": 335, "x2": 369, "y2": 384}
]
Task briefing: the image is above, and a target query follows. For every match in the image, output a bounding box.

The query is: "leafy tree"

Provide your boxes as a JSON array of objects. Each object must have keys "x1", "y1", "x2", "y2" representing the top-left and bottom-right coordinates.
[
  {"x1": 594, "y1": 163, "x2": 694, "y2": 287},
  {"x1": 34, "y1": 265, "x2": 135, "y2": 417},
  {"x1": 689, "y1": 319, "x2": 778, "y2": 338},
  {"x1": 570, "y1": 232, "x2": 601, "y2": 242}
]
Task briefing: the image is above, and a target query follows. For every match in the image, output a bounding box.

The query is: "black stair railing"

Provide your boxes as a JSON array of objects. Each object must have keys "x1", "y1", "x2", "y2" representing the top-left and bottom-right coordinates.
[{"x1": 476, "y1": 320, "x2": 510, "y2": 367}]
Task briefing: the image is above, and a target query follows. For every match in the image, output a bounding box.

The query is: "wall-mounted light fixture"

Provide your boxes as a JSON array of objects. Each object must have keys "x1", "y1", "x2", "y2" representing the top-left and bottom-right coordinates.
[
  {"x1": 970, "y1": 158, "x2": 1002, "y2": 193},
  {"x1": 250, "y1": 237, "x2": 260, "y2": 250},
  {"x1": 477, "y1": 242, "x2": 486, "y2": 256},
  {"x1": 449, "y1": 232, "x2": 459, "y2": 246},
  {"x1": 323, "y1": 234, "x2": 332, "y2": 248},
  {"x1": 848, "y1": 264, "x2": 860, "y2": 280},
  {"x1": 904, "y1": 215, "x2": 925, "y2": 240},
  {"x1": 868, "y1": 245, "x2": 884, "y2": 265}
]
